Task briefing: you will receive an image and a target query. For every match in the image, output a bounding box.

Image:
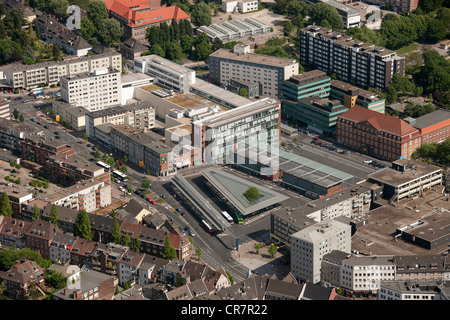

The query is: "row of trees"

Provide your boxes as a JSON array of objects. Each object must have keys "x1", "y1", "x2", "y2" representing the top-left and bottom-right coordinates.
[
  {"x1": 346, "y1": 7, "x2": 450, "y2": 51},
  {"x1": 145, "y1": 20, "x2": 212, "y2": 62},
  {"x1": 79, "y1": 0, "x2": 124, "y2": 46},
  {"x1": 411, "y1": 139, "x2": 450, "y2": 166}
]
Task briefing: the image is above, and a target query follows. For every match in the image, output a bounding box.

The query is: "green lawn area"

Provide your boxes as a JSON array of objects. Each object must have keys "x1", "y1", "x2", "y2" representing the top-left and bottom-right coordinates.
[{"x1": 396, "y1": 43, "x2": 419, "y2": 55}]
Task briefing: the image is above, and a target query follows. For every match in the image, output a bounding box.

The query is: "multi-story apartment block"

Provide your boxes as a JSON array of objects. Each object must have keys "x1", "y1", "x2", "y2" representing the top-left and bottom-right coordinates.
[
  {"x1": 60, "y1": 67, "x2": 121, "y2": 112},
  {"x1": 209, "y1": 44, "x2": 299, "y2": 98},
  {"x1": 49, "y1": 233, "x2": 79, "y2": 264},
  {"x1": 393, "y1": 254, "x2": 450, "y2": 282},
  {"x1": 339, "y1": 254, "x2": 396, "y2": 294},
  {"x1": 47, "y1": 179, "x2": 112, "y2": 213},
  {"x1": 102, "y1": 0, "x2": 189, "y2": 44},
  {"x1": 24, "y1": 219, "x2": 62, "y2": 260},
  {"x1": 0, "y1": 98, "x2": 10, "y2": 120},
  {"x1": 2, "y1": 51, "x2": 122, "y2": 89},
  {"x1": 271, "y1": 185, "x2": 371, "y2": 246},
  {"x1": 300, "y1": 25, "x2": 405, "y2": 91},
  {"x1": 378, "y1": 280, "x2": 448, "y2": 300},
  {"x1": 367, "y1": 159, "x2": 443, "y2": 202},
  {"x1": 134, "y1": 54, "x2": 196, "y2": 93},
  {"x1": 21, "y1": 136, "x2": 74, "y2": 165},
  {"x1": 290, "y1": 218, "x2": 352, "y2": 283},
  {"x1": 336, "y1": 106, "x2": 421, "y2": 161},
  {"x1": 85, "y1": 100, "x2": 155, "y2": 139},
  {"x1": 0, "y1": 118, "x2": 34, "y2": 152},
  {"x1": 0, "y1": 216, "x2": 32, "y2": 249}
]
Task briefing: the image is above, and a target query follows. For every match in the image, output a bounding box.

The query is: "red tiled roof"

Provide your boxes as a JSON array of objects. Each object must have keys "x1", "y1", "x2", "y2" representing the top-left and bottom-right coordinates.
[
  {"x1": 102, "y1": 0, "x2": 189, "y2": 28},
  {"x1": 339, "y1": 106, "x2": 419, "y2": 137}
]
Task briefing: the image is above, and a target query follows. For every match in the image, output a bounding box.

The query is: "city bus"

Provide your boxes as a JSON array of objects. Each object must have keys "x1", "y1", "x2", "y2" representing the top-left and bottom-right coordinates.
[
  {"x1": 112, "y1": 170, "x2": 128, "y2": 182},
  {"x1": 201, "y1": 220, "x2": 215, "y2": 233},
  {"x1": 234, "y1": 211, "x2": 243, "y2": 224},
  {"x1": 222, "y1": 211, "x2": 233, "y2": 224},
  {"x1": 30, "y1": 88, "x2": 44, "y2": 96},
  {"x1": 96, "y1": 161, "x2": 110, "y2": 170}
]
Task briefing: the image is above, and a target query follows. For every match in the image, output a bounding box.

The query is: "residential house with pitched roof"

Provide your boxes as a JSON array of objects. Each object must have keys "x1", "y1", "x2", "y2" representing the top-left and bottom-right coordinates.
[
  {"x1": 49, "y1": 232, "x2": 78, "y2": 264},
  {"x1": 0, "y1": 216, "x2": 32, "y2": 249},
  {"x1": 70, "y1": 238, "x2": 98, "y2": 267},
  {"x1": 24, "y1": 219, "x2": 62, "y2": 260},
  {"x1": 117, "y1": 250, "x2": 146, "y2": 286},
  {"x1": 0, "y1": 259, "x2": 45, "y2": 300}
]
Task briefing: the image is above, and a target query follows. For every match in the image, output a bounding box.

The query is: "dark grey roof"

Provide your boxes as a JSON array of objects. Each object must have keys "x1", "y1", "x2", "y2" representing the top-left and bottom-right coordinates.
[
  {"x1": 121, "y1": 38, "x2": 148, "y2": 52},
  {"x1": 301, "y1": 283, "x2": 334, "y2": 300},
  {"x1": 264, "y1": 278, "x2": 304, "y2": 300},
  {"x1": 411, "y1": 109, "x2": 450, "y2": 129}
]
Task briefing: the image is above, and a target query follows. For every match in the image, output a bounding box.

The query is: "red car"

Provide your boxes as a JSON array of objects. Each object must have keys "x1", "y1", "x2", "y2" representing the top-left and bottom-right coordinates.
[
  {"x1": 119, "y1": 161, "x2": 124, "y2": 165},
  {"x1": 313, "y1": 137, "x2": 319, "y2": 140},
  {"x1": 149, "y1": 199, "x2": 157, "y2": 204}
]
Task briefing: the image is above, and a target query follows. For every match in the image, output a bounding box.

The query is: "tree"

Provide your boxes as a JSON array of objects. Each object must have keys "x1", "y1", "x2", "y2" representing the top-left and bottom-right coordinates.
[
  {"x1": 283, "y1": 20, "x2": 294, "y2": 36},
  {"x1": 19, "y1": 114, "x2": 24, "y2": 122},
  {"x1": 45, "y1": 269, "x2": 67, "y2": 290},
  {"x1": 244, "y1": 187, "x2": 261, "y2": 203},
  {"x1": 164, "y1": 41, "x2": 184, "y2": 62},
  {"x1": 310, "y1": 3, "x2": 344, "y2": 31},
  {"x1": 122, "y1": 233, "x2": 130, "y2": 247},
  {"x1": 268, "y1": 243, "x2": 277, "y2": 258},
  {"x1": 49, "y1": 0, "x2": 69, "y2": 19},
  {"x1": 134, "y1": 237, "x2": 141, "y2": 252},
  {"x1": 193, "y1": 32, "x2": 212, "y2": 62},
  {"x1": 254, "y1": 242, "x2": 262, "y2": 255},
  {"x1": 163, "y1": 235, "x2": 177, "y2": 260},
  {"x1": 190, "y1": 2, "x2": 212, "y2": 27},
  {"x1": 49, "y1": 204, "x2": 59, "y2": 226},
  {"x1": 97, "y1": 18, "x2": 124, "y2": 45},
  {"x1": 80, "y1": 17, "x2": 96, "y2": 40},
  {"x1": 195, "y1": 245, "x2": 202, "y2": 260},
  {"x1": 150, "y1": 43, "x2": 165, "y2": 58},
  {"x1": 112, "y1": 218, "x2": 121, "y2": 244},
  {"x1": 13, "y1": 108, "x2": 20, "y2": 119},
  {"x1": 32, "y1": 204, "x2": 41, "y2": 222},
  {"x1": 238, "y1": 87, "x2": 249, "y2": 98},
  {"x1": 0, "y1": 192, "x2": 13, "y2": 217},
  {"x1": 87, "y1": 0, "x2": 109, "y2": 29},
  {"x1": 74, "y1": 210, "x2": 93, "y2": 240},
  {"x1": 440, "y1": 91, "x2": 450, "y2": 110},
  {"x1": 141, "y1": 178, "x2": 150, "y2": 189}
]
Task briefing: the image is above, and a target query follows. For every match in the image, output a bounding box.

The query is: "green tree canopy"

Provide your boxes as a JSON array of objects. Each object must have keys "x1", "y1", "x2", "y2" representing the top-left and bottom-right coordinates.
[
  {"x1": 112, "y1": 218, "x2": 121, "y2": 244},
  {"x1": 49, "y1": 204, "x2": 59, "y2": 226},
  {"x1": 32, "y1": 204, "x2": 41, "y2": 222},
  {"x1": 87, "y1": 0, "x2": 109, "y2": 29},
  {"x1": 190, "y1": 2, "x2": 212, "y2": 27},
  {"x1": 0, "y1": 192, "x2": 13, "y2": 217},
  {"x1": 163, "y1": 235, "x2": 177, "y2": 260},
  {"x1": 74, "y1": 210, "x2": 93, "y2": 240},
  {"x1": 310, "y1": 3, "x2": 344, "y2": 31},
  {"x1": 97, "y1": 18, "x2": 124, "y2": 45},
  {"x1": 244, "y1": 187, "x2": 261, "y2": 203}
]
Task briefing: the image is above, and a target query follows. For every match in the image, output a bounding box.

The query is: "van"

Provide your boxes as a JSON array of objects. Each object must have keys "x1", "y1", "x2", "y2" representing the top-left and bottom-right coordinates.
[{"x1": 363, "y1": 160, "x2": 373, "y2": 164}]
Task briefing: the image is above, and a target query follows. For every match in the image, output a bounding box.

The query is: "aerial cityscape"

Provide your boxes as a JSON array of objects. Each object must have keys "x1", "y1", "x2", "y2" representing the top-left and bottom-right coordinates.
[{"x1": 0, "y1": 0, "x2": 449, "y2": 305}]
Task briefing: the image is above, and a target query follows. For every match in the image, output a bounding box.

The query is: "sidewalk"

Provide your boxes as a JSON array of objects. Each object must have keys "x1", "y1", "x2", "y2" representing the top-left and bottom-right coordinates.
[{"x1": 231, "y1": 235, "x2": 290, "y2": 280}]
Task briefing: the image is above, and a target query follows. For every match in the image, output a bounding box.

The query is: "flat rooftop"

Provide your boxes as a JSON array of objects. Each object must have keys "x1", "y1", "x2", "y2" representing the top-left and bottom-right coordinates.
[
  {"x1": 368, "y1": 162, "x2": 441, "y2": 187},
  {"x1": 202, "y1": 167, "x2": 289, "y2": 216},
  {"x1": 210, "y1": 48, "x2": 298, "y2": 68},
  {"x1": 351, "y1": 185, "x2": 449, "y2": 256},
  {"x1": 284, "y1": 70, "x2": 330, "y2": 87},
  {"x1": 410, "y1": 109, "x2": 450, "y2": 129}
]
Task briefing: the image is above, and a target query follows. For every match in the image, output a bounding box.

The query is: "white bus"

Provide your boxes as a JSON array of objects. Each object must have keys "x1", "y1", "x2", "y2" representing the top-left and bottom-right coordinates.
[
  {"x1": 30, "y1": 87, "x2": 44, "y2": 96},
  {"x1": 222, "y1": 211, "x2": 233, "y2": 223},
  {"x1": 96, "y1": 161, "x2": 110, "y2": 170},
  {"x1": 113, "y1": 170, "x2": 127, "y2": 182}
]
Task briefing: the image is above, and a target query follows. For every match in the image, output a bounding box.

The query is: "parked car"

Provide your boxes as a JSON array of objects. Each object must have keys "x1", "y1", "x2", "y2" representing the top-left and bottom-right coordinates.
[
  {"x1": 22, "y1": 99, "x2": 30, "y2": 103},
  {"x1": 363, "y1": 160, "x2": 373, "y2": 164},
  {"x1": 44, "y1": 125, "x2": 49, "y2": 129},
  {"x1": 30, "y1": 117, "x2": 36, "y2": 122},
  {"x1": 14, "y1": 97, "x2": 22, "y2": 100},
  {"x1": 149, "y1": 199, "x2": 157, "y2": 205},
  {"x1": 36, "y1": 121, "x2": 42, "y2": 125},
  {"x1": 175, "y1": 208, "x2": 182, "y2": 213}
]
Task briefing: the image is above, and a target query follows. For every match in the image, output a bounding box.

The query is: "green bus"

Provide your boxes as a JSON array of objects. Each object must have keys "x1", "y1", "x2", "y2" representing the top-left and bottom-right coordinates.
[{"x1": 234, "y1": 211, "x2": 243, "y2": 224}]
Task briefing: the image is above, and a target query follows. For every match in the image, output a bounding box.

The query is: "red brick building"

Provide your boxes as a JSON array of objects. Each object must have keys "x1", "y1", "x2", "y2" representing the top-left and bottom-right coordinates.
[
  {"x1": 404, "y1": 109, "x2": 450, "y2": 145},
  {"x1": 21, "y1": 137, "x2": 74, "y2": 165},
  {"x1": 0, "y1": 260, "x2": 45, "y2": 300},
  {"x1": 336, "y1": 106, "x2": 421, "y2": 161},
  {"x1": 24, "y1": 219, "x2": 62, "y2": 260}
]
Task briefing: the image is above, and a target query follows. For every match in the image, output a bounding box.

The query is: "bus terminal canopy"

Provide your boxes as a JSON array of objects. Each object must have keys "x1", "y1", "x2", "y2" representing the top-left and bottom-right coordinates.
[{"x1": 202, "y1": 168, "x2": 289, "y2": 216}]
